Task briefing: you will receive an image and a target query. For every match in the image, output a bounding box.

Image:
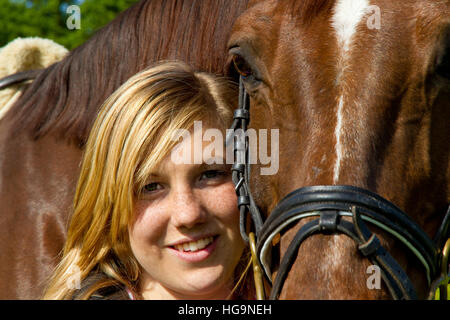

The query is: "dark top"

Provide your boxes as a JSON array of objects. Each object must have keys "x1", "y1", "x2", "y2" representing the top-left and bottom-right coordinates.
[{"x1": 72, "y1": 272, "x2": 132, "y2": 300}]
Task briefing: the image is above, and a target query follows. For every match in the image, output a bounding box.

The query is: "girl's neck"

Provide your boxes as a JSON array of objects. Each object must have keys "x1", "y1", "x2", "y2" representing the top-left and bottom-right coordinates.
[{"x1": 138, "y1": 279, "x2": 234, "y2": 300}]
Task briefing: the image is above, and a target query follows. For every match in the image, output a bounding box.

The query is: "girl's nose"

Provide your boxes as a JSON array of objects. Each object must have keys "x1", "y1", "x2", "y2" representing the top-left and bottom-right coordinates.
[{"x1": 170, "y1": 188, "x2": 207, "y2": 229}]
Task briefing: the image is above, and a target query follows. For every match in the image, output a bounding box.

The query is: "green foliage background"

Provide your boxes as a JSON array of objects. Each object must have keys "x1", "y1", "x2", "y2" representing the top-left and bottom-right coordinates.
[{"x1": 0, "y1": 0, "x2": 139, "y2": 50}]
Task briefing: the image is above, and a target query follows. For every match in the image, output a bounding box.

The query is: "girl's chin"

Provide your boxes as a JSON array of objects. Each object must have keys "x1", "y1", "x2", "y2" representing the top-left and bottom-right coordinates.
[{"x1": 169, "y1": 270, "x2": 231, "y2": 299}]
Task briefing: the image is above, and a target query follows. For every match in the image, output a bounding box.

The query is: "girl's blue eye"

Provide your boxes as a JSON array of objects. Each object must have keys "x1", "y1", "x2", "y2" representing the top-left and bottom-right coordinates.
[
  {"x1": 200, "y1": 170, "x2": 225, "y2": 180},
  {"x1": 143, "y1": 182, "x2": 162, "y2": 193}
]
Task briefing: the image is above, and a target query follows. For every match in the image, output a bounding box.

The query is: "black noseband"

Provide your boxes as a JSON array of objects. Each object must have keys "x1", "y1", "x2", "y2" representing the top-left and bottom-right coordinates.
[{"x1": 257, "y1": 185, "x2": 441, "y2": 300}]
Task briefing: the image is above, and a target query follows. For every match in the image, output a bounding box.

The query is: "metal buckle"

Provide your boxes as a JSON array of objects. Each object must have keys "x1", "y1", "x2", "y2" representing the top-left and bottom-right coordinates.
[
  {"x1": 428, "y1": 238, "x2": 449, "y2": 300},
  {"x1": 438, "y1": 238, "x2": 449, "y2": 300},
  {"x1": 249, "y1": 232, "x2": 266, "y2": 300}
]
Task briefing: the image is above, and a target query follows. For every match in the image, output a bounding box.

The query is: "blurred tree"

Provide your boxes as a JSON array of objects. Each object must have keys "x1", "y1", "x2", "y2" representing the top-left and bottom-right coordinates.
[{"x1": 0, "y1": 0, "x2": 139, "y2": 50}]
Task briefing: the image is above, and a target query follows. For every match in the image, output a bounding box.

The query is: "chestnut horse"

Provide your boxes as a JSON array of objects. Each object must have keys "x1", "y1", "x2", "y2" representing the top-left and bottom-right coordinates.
[
  {"x1": 0, "y1": 0, "x2": 249, "y2": 299},
  {"x1": 228, "y1": 0, "x2": 449, "y2": 299}
]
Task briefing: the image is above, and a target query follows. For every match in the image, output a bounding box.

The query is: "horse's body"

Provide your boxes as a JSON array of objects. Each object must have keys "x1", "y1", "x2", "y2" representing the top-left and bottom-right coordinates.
[
  {"x1": 228, "y1": 0, "x2": 449, "y2": 299},
  {"x1": 0, "y1": 0, "x2": 249, "y2": 299}
]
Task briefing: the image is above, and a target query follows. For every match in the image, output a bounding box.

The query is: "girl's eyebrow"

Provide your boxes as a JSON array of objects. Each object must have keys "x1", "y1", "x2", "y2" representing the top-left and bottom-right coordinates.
[
  {"x1": 201, "y1": 156, "x2": 227, "y2": 166},
  {"x1": 197, "y1": 162, "x2": 231, "y2": 173},
  {"x1": 145, "y1": 156, "x2": 230, "y2": 177},
  {"x1": 146, "y1": 171, "x2": 160, "y2": 177},
  {"x1": 142, "y1": 173, "x2": 161, "y2": 181}
]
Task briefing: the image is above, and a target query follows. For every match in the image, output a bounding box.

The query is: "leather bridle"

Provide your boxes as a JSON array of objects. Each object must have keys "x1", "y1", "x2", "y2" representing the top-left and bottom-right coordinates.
[
  {"x1": 227, "y1": 76, "x2": 450, "y2": 300},
  {"x1": 0, "y1": 70, "x2": 40, "y2": 90}
]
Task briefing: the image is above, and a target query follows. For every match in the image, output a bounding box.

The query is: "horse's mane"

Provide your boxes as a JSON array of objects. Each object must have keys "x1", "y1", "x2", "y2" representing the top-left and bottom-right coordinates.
[{"x1": 7, "y1": 0, "x2": 249, "y2": 146}]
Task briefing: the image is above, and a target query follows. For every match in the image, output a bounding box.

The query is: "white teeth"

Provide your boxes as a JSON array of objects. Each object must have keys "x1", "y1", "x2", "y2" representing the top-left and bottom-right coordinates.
[
  {"x1": 189, "y1": 242, "x2": 198, "y2": 252},
  {"x1": 174, "y1": 236, "x2": 214, "y2": 252}
]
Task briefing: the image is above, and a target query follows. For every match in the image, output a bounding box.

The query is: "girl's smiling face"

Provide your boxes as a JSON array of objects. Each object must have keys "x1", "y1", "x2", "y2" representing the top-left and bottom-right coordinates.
[{"x1": 128, "y1": 125, "x2": 244, "y2": 299}]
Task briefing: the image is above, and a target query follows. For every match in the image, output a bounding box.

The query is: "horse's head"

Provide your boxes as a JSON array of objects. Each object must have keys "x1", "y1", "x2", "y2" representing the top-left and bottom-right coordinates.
[{"x1": 228, "y1": 0, "x2": 449, "y2": 299}]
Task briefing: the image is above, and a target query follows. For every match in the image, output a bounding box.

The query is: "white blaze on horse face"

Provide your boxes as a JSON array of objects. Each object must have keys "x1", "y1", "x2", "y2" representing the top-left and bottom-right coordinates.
[
  {"x1": 331, "y1": 0, "x2": 371, "y2": 184},
  {"x1": 331, "y1": 0, "x2": 371, "y2": 52},
  {"x1": 333, "y1": 97, "x2": 344, "y2": 184}
]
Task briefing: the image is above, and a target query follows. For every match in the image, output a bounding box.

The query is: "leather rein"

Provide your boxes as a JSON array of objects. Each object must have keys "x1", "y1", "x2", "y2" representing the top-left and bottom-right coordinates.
[
  {"x1": 0, "y1": 70, "x2": 40, "y2": 90},
  {"x1": 227, "y1": 76, "x2": 450, "y2": 300}
]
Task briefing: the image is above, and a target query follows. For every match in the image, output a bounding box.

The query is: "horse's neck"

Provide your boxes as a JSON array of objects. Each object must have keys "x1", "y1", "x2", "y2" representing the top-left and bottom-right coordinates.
[{"x1": 0, "y1": 119, "x2": 82, "y2": 298}]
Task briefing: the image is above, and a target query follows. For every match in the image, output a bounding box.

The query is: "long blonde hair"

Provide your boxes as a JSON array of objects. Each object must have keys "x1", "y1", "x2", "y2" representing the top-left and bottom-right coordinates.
[{"x1": 42, "y1": 61, "x2": 243, "y2": 299}]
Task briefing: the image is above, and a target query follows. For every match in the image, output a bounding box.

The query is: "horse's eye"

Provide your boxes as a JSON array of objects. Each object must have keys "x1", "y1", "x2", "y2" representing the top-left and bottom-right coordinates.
[
  {"x1": 436, "y1": 44, "x2": 450, "y2": 78},
  {"x1": 436, "y1": 28, "x2": 450, "y2": 79},
  {"x1": 232, "y1": 55, "x2": 253, "y2": 78}
]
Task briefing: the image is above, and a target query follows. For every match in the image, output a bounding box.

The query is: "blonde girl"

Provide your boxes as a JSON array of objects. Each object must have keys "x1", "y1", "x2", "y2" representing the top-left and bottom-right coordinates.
[{"x1": 43, "y1": 61, "x2": 252, "y2": 300}]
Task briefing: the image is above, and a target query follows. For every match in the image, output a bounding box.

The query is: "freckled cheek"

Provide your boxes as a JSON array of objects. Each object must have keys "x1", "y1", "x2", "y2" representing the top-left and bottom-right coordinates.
[
  {"x1": 202, "y1": 183, "x2": 239, "y2": 222},
  {"x1": 129, "y1": 202, "x2": 168, "y2": 247},
  {"x1": 207, "y1": 184, "x2": 245, "y2": 257}
]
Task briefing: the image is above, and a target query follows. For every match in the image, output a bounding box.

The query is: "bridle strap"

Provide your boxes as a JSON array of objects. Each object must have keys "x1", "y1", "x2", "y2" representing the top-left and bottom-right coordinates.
[
  {"x1": 0, "y1": 69, "x2": 40, "y2": 90},
  {"x1": 258, "y1": 187, "x2": 438, "y2": 273},
  {"x1": 350, "y1": 206, "x2": 416, "y2": 299},
  {"x1": 228, "y1": 77, "x2": 264, "y2": 244},
  {"x1": 270, "y1": 208, "x2": 418, "y2": 299},
  {"x1": 227, "y1": 77, "x2": 266, "y2": 299},
  {"x1": 254, "y1": 184, "x2": 447, "y2": 300},
  {"x1": 257, "y1": 185, "x2": 443, "y2": 300},
  {"x1": 434, "y1": 206, "x2": 450, "y2": 249}
]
